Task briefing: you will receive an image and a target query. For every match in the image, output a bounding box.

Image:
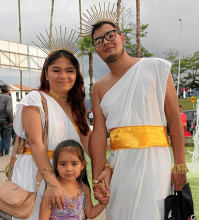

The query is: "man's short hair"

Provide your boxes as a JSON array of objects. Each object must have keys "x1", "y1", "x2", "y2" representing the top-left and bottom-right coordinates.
[
  {"x1": 91, "y1": 20, "x2": 120, "y2": 40},
  {"x1": 1, "y1": 85, "x2": 9, "y2": 93}
]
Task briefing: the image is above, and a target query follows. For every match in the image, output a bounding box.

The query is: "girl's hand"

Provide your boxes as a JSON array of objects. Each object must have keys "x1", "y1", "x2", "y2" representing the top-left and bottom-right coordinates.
[
  {"x1": 44, "y1": 181, "x2": 65, "y2": 211},
  {"x1": 93, "y1": 187, "x2": 109, "y2": 205},
  {"x1": 171, "y1": 173, "x2": 186, "y2": 191}
]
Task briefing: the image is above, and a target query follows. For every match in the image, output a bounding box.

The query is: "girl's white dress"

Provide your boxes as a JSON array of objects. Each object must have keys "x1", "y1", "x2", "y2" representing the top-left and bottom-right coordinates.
[{"x1": 12, "y1": 91, "x2": 81, "y2": 220}]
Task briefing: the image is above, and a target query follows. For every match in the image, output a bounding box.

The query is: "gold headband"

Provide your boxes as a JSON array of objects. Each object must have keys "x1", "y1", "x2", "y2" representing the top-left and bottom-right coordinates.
[
  {"x1": 32, "y1": 26, "x2": 79, "y2": 55},
  {"x1": 81, "y1": 2, "x2": 119, "y2": 36}
]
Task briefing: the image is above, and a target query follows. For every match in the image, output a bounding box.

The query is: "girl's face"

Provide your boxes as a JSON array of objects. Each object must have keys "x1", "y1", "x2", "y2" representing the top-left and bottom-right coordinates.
[
  {"x1": 46, "y1": 56, "x2": 76, "y2": 96},
  {"x1": 57, "y1": 148, "x2": 85, "y2": 182}
]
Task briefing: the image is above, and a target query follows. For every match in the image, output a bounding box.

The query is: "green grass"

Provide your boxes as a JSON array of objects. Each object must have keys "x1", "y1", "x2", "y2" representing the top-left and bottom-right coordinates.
[
  {"x1": 178, "y1": 96, "x2": 199, "y2": 110},
  {"x1": 85, "y1": 146, "x2": 199, "y2": 217}
]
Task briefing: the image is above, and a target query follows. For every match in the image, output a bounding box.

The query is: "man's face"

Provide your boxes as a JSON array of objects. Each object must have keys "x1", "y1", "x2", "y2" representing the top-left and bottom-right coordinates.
[
  {"x1": 179, "y1": 106, "x2": 183, "y2": 113},
  {"x1": 93, "y1": 24, "x2": 125, "y2": 63}
]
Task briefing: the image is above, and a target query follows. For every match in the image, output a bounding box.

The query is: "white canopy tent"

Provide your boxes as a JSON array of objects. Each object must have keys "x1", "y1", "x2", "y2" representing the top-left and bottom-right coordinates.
[{"x1": 0, "y1": 39, "x2": 46, "y2": 72}]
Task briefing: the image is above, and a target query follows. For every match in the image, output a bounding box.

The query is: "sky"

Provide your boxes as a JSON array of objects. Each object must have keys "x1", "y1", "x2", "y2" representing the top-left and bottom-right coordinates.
[{"x1": 0, "y1": 0, "x2": 199, "y2": 97}]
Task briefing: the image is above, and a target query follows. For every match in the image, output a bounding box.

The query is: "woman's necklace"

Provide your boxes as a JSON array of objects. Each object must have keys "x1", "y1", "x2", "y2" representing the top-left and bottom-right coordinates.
[{"x1": 49, "y1": 90, "x2": 68, "y2": 102}]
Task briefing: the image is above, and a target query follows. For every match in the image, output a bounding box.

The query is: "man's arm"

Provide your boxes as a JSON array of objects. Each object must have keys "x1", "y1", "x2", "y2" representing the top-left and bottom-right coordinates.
[
  {"x1": 89, "y1": 82, "x2": 111, "y2": 204},
  {"x1": 89, "y1": 82, "x2": 107, "y2": 180},
  {"x1": 164, "y1": 73, "x2": 186, "y2": 190}
]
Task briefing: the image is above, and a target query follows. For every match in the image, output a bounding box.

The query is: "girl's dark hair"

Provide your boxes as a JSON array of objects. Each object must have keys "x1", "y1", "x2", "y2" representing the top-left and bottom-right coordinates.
[
  {"x1": 53, "y1": 139, "x2": 90, "y2": 188},
  {"x1": 38, "y1": 50, "x2": 89, "y2": 136}
]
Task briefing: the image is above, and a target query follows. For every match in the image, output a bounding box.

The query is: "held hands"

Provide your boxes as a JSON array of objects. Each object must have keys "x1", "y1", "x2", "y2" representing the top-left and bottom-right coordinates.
[
  {"x1": 44, "y1": 180, "x2": 65, "y2": 211},
  {"x1": 93, "y1": 166, "x2": 112, "y2": 205}
]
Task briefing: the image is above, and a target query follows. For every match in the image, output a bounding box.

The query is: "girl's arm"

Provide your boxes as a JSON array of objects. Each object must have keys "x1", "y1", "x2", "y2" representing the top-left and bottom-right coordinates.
[
  {"x1": 22, "y1": 106, "x2": 65, "y2": 210},
  {"x1": 84, "y1": 184, "x2": 106, "y2": 219},
  {"x1": 39, "y1": 192, "x2": 51, "y2": 220}
]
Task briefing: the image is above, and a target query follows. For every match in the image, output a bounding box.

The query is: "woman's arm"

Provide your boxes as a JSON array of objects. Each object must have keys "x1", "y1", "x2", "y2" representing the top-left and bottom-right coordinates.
[
  {"x1": 39, "y1": 192, "x2": 51, "y2": 220},
  {"x1": 84, "y1": 184, "x2": 106, "y2": 219},
  {"x1": 22, "y1": 106, "x2": 65, "y2": 210}
]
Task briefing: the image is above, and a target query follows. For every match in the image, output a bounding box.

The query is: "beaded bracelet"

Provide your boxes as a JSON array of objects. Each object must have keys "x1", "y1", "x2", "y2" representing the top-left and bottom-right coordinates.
[{"x1": 172, "y1": 164, "x2": 189, "y2": 174}]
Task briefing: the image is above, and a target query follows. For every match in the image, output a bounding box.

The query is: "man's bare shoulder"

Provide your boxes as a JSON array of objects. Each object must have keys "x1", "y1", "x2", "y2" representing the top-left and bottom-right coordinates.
[
  {"x1": 93, "y1": 72, "x2": 113, "y2": 101},
  {"x1": 94, "y1": 72, "x2": 111, "y2": 88}
]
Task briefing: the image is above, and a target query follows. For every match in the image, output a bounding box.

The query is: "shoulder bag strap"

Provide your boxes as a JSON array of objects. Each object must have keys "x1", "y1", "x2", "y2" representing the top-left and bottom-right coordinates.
[
  {"x1": 39, "y1": 92, "x2": 48, "y2": 147},
  {"x1": 9, "y1": 136, "x2": 20, "y2": 173},
  {"x1": 36, "y1": 92, "x2": 49, "y2": 183}
]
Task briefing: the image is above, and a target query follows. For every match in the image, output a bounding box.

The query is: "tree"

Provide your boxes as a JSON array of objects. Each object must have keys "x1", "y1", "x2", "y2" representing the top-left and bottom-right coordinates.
[
  {"x1": 136, "y1": 0, "x2": 141, "y2": 57},
  {"x1": 78, "y1": 36, "x2": 95, "y2": 101},
  {"x1": 117, "y1": 0, "x2": 122, "y2": 25},
  {"x1": 49, "y1": 0, "x2": 55, "y2": 49},
  {"x1": 18, "y1": 0, "x2": 23, "y2": 99},
  {"x1": 165, "y1": 50, "x2": 199, "y2": 90},
  {"x1": 181, "y1": 52, "x2": 199, "y2": 89},
  {"x1": 79, "y1": 0, "x2": 84, "y2": 78},
  {"x1": 163, "y1": 49, "x2": 180, "y2": 85},
  {"x1": 120, "y1": 7, "x2": 153, "y2": 57}
]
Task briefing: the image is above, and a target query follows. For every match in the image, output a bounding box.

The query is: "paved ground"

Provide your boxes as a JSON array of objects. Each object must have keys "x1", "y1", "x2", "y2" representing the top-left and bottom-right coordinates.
[{"x1": 0, "y1": 146, "x2": 106, "y2": 220}]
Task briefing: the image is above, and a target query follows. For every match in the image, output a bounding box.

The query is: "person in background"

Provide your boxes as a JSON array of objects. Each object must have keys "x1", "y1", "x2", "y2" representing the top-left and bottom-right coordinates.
[
  {"x1": 0, "y1": 85, "x2": 13, "y2": 156},
  {"x1": 181, "y1": 88, "x2": 186, "y2": 99},
  {"x1": 179, "y1": 105, "x2": 187, "y2": 131},
  {"x1": 179, "y1": 105, "x2": 192, "y2": 137},
  {"x1": 89, "y1": 109, "x2": 94, "y2": 125},
  {"x1": 188, "y1": 87, "x2": 192, "y2": 97}
]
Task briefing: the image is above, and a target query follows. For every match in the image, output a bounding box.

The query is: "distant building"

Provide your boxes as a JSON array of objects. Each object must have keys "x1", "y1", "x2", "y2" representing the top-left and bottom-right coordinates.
[
  {"x1": 1, "y1": 80, "x2": 34, "y2": 114},
  {"x1": 0, "y1": 80, "x2": 9, "y2": 88},
  {"x1": 9, "y1": 84, "x2": 34, "y2": 114}
]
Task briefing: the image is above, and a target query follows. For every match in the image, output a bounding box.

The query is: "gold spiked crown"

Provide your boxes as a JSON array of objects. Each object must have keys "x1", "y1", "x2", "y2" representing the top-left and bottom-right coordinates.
[
  {"x1": 81, "y1": 2, "x2": 120, "y2": 36},
  {"x1": 32, "y1": 26, "x2": 79, "y2": 55}
]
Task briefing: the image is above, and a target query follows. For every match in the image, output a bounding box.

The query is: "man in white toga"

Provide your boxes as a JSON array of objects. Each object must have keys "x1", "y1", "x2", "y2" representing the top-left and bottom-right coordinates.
[{"x1": 88, "y1": 20, "x2": 187, "y2": 220}]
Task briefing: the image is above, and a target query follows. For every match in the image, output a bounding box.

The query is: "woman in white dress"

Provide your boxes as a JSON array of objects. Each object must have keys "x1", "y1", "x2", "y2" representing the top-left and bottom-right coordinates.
[{"x1": 12, "y1": 49, "x2": 91, "y2": 219}]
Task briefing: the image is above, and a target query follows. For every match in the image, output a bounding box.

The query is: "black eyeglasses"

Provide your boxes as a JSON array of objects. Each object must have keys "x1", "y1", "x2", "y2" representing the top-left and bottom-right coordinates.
[{"x1": 92, "y1": 30, "x2": 121, "y2": 48}]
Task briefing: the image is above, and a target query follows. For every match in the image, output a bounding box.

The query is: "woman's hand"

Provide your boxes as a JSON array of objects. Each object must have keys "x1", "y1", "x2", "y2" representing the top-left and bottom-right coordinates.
[{"x1": 44, "y1": 180, "x2": 66, "y2": 210}]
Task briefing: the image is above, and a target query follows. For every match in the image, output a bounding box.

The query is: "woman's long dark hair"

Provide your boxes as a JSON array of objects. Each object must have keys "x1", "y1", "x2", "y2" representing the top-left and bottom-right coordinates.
[
  {"x1": 38, "y1": 50, "x2": 89, "y2": 136},
  {"x1": 53, "y1": 139, "x2": 90, "y2": 188}
]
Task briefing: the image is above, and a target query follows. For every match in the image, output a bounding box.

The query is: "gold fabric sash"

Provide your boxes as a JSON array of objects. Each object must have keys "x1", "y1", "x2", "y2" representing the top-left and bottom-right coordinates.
[
  {"x1": 110, "y1": 126, "x2": 169, "y2": 150},
  {"x1": 23, "y1": 147, "x2": 54, "y2": 160}
]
